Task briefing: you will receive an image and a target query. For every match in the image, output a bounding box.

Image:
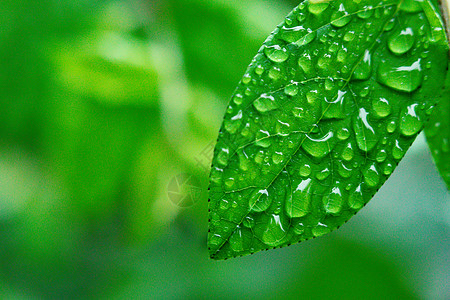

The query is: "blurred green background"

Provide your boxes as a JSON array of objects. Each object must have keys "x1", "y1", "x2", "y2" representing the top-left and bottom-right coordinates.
[{"x1": 0, "y1": 0, "x2": 448, "y2": 298}]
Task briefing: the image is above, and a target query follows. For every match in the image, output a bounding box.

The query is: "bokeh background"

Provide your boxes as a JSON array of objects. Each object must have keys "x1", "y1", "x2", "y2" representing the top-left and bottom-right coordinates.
[{"x1": 0, "y1": 0, "x2": 449, "y2": 298}]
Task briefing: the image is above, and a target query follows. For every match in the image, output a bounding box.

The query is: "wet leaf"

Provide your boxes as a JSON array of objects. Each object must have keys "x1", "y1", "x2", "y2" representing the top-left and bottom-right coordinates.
[
  {"x1": 425, "y1": 66, "x2": 450, "y2": 189},
  {"x1": 208, "y1": 0, "x2": 449, "y2": 260}
]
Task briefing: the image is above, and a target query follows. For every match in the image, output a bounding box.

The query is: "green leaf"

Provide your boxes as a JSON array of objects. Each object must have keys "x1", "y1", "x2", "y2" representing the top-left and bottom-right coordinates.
[
  {"x1": 208, "y1": 0, "x2": 449, "y2": 260},
  {"x1": 425, "y1": 66, "x2": 450, "y2": 189}
]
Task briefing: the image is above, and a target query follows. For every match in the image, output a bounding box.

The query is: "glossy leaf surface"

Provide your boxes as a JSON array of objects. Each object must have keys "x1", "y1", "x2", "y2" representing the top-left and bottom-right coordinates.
[
  {"x1": 208, "y1": 0, "x2": 449, "y2": 260},
  {"x1": 425, "y1": 66, "x2": 450, "y2": 189}
]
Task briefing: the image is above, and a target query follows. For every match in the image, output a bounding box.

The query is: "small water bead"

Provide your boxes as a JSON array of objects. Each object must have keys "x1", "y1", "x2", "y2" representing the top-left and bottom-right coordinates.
[
  {"x1": 388, "y1": 27, "x2": 415, "y2": 55},
  {"x1": 224, "y1": 110, "x2": 243, "y2": 134},
  {"x1": 316, "y1": 168, "x2": 330, "y2": 180},
  {"x1": 376, "y1": 149, "x2": 388, "y2": 163},
  {"x1": 285, "y1": 83, "x2": 299, "y2": 96},
  {"x1": 341, "y1": 142, "x2": 354, "y2": 161},
  {"x1": 210, "y1": 167, "x2": 223, "y2": 184},
  {"x1": 387, "y1": 120, "x2": 396, "y2": 133},
  {"x1": 260, "y1": 214, "x2": 288, "y2": 247},
  {"x1": 217, "y1": 148, "x2": 230, "y2": 166},
  {"x1": 299, "y1": 164, "x2": 312, "y2": 177},
  {"x1": 243, "y1": 216, "x2": 255, "y2": 228},
  {"x1": 357, "y1": 6, "x2": 373, "y2": 19},
  {"x1": 363, "y1": 164, "x2": 380, "y2": 187},
  {"x1": 231, "y1": 201, "x2": 238, "y2": 208},
  {"x1": 348, "y1": 184, "x2": 364, "y2": 209},
  {"x1": 302, "y1": 131, "x2": 334, "y2": 158},
  {"x1": 295, "y1": 31, "x2": 317, "y2": 46},
  {"x1": 298, "y1": 53, "x2": 313, "y2": 74},
  {"x1": 400, "y1": 0, "x2": 423, "y2": 13},
  {"x1": 264, "y1": 45, "x2": 289, "y2": 63},
  {"x1": 269, "y1": 67, "x2": 282, "y2": 80},
  {"x1": 229, "y1": 227, "x2": 244, "y2": 252},
  {"x1": 255, "y1": 151, "x2": 265, "y2": 164},
  {"x1": 352, "y1": 50, "x2": 372, "y2": 81},
  {"x1": 392, "y1": 140, "x2": 405, "y2": 160},
  {"x1": 298, "y1": 13, "x2": 306, "y2": 22},
  {"x1": 400, "y1": 103, "x2": 422, "y2": 136},
  {"x1": 359, "y1": 86, "x2": 370, "y2": 98},
  {"x1": 306, "y1": 90, "x2": 320, "y2": 104},
  {"x1": 338, "y1": 162, "x2": 352, "y2": 178},
  {"x1": 233, "y1": 94, "x2": 243, "y2": 105},
  {"x1": 372, "y1": 97, "x2": 391, "y2": 118},
  {"x1": 209, "y1": 234, "x2": 223, "y2": 247},
  {"x1": 308, "y1": 0, "x2": 329, "y2": 15},
  {"x1": 354, "y1": 107, "x2": 378, "y2": 152},
  {"x1": 325, "y1": 79, "x2": 334, "y2": 91},
  {"x1": 253, "y1": 93, "x2": 279, "y2": 112},
  {"x1": 318, "y1": 54, "x2": 332, "y2": 69},
  {"x1": 220, "y1": 199, "x2": 230, "y2": 210},
  {"x1": 323, "y1": 186, "x2": 343, "y2": 214},
  {"x1": 272, "y1": 152, "x2": 284, "y2": 164},
  {"x1": 324, "y1": 90, "x2": 347, "y2": 119},
  {"x1": 224, "y1": 177, "x2": 235, "y2": 189},
  {"x1": 343, "y1": 31, "x2": 355, "y2": 42},
  {"x1": 255, "y1": 65, "x2": 265, "y2": 75},
  {"x1": 238, "y1": 151, "x2": 250, "y2": 171},
  {"x1": 337, "y1": 128, "x2": 350, "y2": 140},
  {"x1": 383, "y1": 162, "x2": 394, "y2": 175},
  {"x1": 312, "y1": 223, "x2": 331, "y2": 237},
  {"x1": 249, "y1": 189, "x2": 272, "y2": 212},
  {"x1": 242, "y1": 73, "x2": 252, "y2": 85},
  {"x1": 377, "y1": 58, "x2": 423, "y2": 93},
  {"x1": 331, "y1": 4, "x2": 352, "y2": 28},
  {"x1": 286, "y1": 179, "x2": 312, "y2": 218},
  {"x1": 292, "y1": 107, "x2": 305, "y2": 118},
  {"x1": 384, "y1": 18, "x2": 395, "y2": 31},
  {"x1": 293, "y1": 221, "x2": 305, "y2": 235},
  {"x1": 337, "y1": 48, "x2": 347, "y2": 63},
  {"x1": 281, "y1": 25, "x2": 307, "y2": 43}
]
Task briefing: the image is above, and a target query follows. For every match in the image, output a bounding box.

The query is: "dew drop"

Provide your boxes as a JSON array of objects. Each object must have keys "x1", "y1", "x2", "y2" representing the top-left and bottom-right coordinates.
[
  {"x1": 388, "y1": 27, "x2": 415, "y2": 55},
  {"x1": 399, "y1": 103, "x2": 422, "y2": 136},
  {"x1": 224, "y1": 110, "x2": 243, "y2": 134},
  {"x1": 220, "y1": 199, "x2": 230, "y2": 210},
  {"x1": 312, "y1": 223, "x2": 331, "y2": 237},
  {"x1": 352, "y1": 50, "x2": 372, "y2": 80},
  {"x1": 302, "y1": 131, "x2": 334, "y2": 158},
  {"x1": 324, "y1": 90, "x2": 347, "y2": 119},
  {"x1": 298, "y1": 53, "x2": 313, "y2": 74},
  {"x1": 272, "y1": 152, "x2": 283, "y2": 164},
  {"x1": 387, "y1": 120, "x2": 396, "y2": 133},
  {"x1": 353, "y1": 107, "x2": 379, "y2": 152},
  {"x1": 357, "y1": 6, "x2": 373, "y2": 19},
  {"x1": 377, "y1": 58, "x2": 423, "y2": 93},
  {"x1": 299, "y1": 164, "x2": 312, "y2": 177},
  {"x1": 343, "y1": 31, "x2": 355, "y2": 42},
  {"x1": 306, "y1": 90, "x2": 320, "y2": 104},
  {"x1": 348, "y1": 184, "x2": 364, "y2": 209},
  {"x1": 337, "y1": 128, "x2": 350, "y2": 140},
  {"x1": 249, "y1": 189, "x2": 272, "y2": 212},
  {"x1": 384, "y1": 162, "x2": 394, "y2": 175},
  {"x1": 331, "y1": 4, "x2": 352, "y2": 27},
  {"x1": 229, "y1": 227, "x2": 244, "y2": 252},
  {"x1": 285, "y1": 82, "x2": 299, "y2": 96},
  {"x1": 255, "y1": 65, "x2": 265, "y2": 75},
  {"x1": 372, "y1": 97, "x2": 391, "y2": 118},
  {"x1": 264, "y1": 45, "x2": 289, "y2": 63},
  {"x1": 281, "y1": 25, "x2": 311, "y2": 43},
  {"x1": 260, "y1": 214, "x2": 288, "y2": 247},
  {"x1": 253, "y1": 93, "x2": 279, "y2": 112},
  {"x1": 293, "y1": 221, "x2": 305, "y2": 235},
  {"x1": 392, "y1": 140, "x2": 405, "y2": 160},
  {"x1": 286, "y1": 179, "x2": 312, "y2": 218},
  {"x1": 308, "y1": 1, "x2": 329, "y2": 15},
  {"x1": 243, "y1": 216, "x2": 255, "y2": 228},
  {"x1": 376, "y1": 149, "x2": 387, "y2": 162},
  {"x1": 217, "y1": 148, "x2": 230, "y2": 166},
  {"x1": 316, "y1": 168, "x2": 330, "y2": 181},
  {"x1": 323, "y1": 186, "x2": 343, "y2": 214},
  {"x1": 341, "y1": 142, "x2": 354, "y2": 161},
  {"x1": 363, "y1": 164, "x2": 380, "y2": 187}
]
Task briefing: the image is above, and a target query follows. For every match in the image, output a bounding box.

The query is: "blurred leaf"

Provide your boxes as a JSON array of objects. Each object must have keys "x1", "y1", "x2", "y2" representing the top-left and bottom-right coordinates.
[
  {"x1": 208, "y1": 0, "x2": 449, "y2": 259},
  {"x1": 425, "y1": 66, "x2": 450, "y2": 189}
]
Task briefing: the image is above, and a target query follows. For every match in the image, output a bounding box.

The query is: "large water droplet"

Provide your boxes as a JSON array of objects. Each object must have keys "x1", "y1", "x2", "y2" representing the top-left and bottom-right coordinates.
[
  {"x1": 341, "y1": 142, "x2": 354, "y2": 161},
  {"x1": 224, "y1": 110, "x2": 243, "y2": 134},
  {"x1": 331, "y1": 4, "x2": 352, "y2": 27},
  {"x1": 348, "y1": 184, "x2": 364, "y2": 209},
  {"x1": 372, "y1": 97, "x2": 391, "y2": 117},
  {"x1": 352, "y1": 50, "x2": 372, "y2": 80},
  {"x1": 312, "y1": 223, "x2": 331, "y2": 237},
  {"x1": 357, "y1": 6, "x2": 373, "y2": 19},
  {"x1": 400, "y1": 103, "x2": 422, "y2": 136},
  {"x1": 229, "y1": 227, "x2": 244, "y2": 252},
  {"x1": 249, "y1": 189, "x2": 272, "y2": 212},
  {"x1": 323, "y1": 186, "x2": 343, "y2": 214},
  {"x1": 388, "y1": 27, "x2": 415, "y2": 55},
  {"x1": 299, "y1": 164, "x2": 312, "y2": 177},
  {"x1": 363, "y1": 164, "x2": 380, "y2": 187},
  {"x1": 308, "y1": 1, "x2": 329, "y2": 15},
  {"x1": 264, "y1": 45, "x2": 289, "y2": 63},
  {"x1": 298, "y1": 53, "x2": 313, "y2": 74},
  {"x1": 260, "y1": 214, "x2": 288, "y2": 247},
  {"x1": 324, "y1": 90, "x2": 348, "y2": 119},
  {"x1": 377, "y1": 59, "x2": 423, "y2": 93},
  {"x1": 253, "y1": 93, "x2": 279, "y2": 112},
  {"x1": 302, "y1": 131, "x2": 334, "y2": 158},
  {"x1": 353, "y1": 107, "x2": 379, "y2": 152},
  {"x1": 286, "y1": 179, "x2": 312, "y2": 218}
]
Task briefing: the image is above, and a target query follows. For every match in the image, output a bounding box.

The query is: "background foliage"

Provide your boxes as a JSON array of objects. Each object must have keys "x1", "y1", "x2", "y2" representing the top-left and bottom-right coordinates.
[{"x1": 0, "y1": 0, "x2": 448, "y2": 298}]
